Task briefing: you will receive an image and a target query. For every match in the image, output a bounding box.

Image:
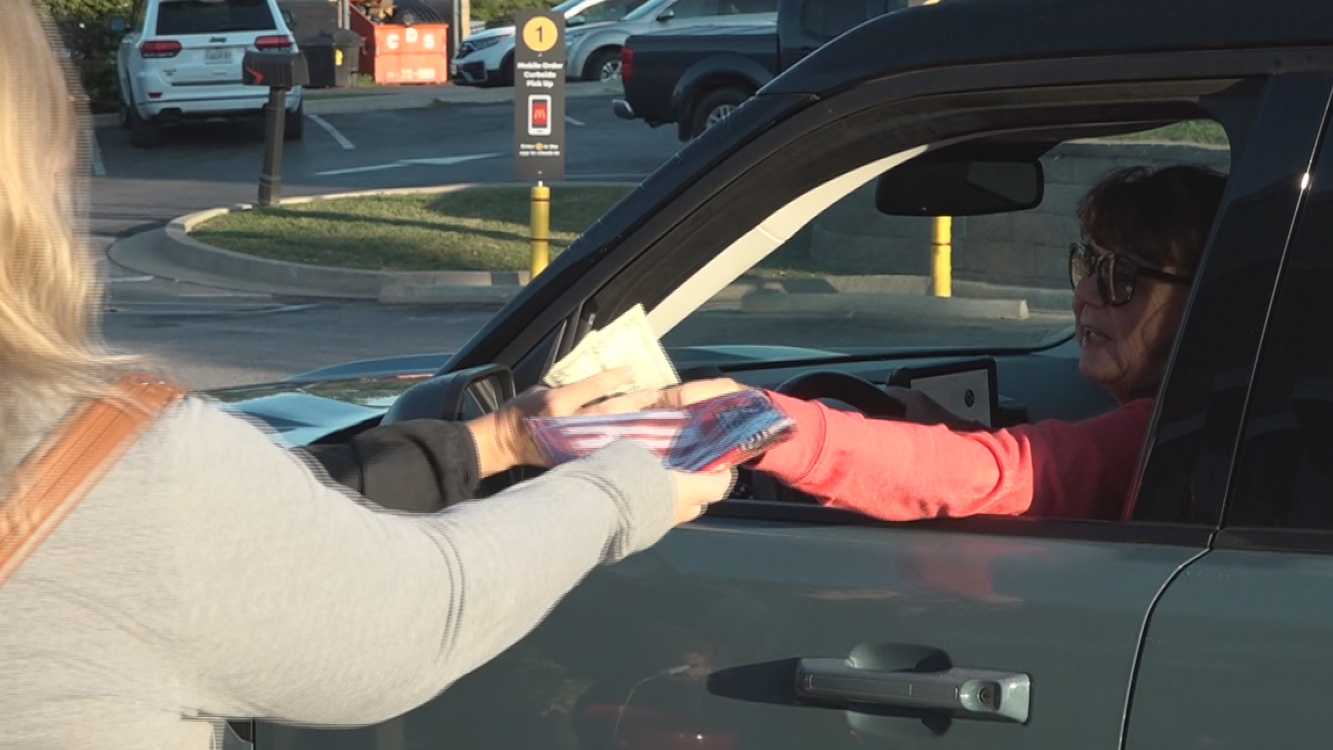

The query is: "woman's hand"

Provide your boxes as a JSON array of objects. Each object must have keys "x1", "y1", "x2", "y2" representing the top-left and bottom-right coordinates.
[
  {"x1": 668, "y1": 467, "x2": 737, "y2": 525},
  {"x1": 468, "y1": 368, "x2": 658, "y2": 476},
  {"x1": 653, "y1": 377, "x2": 749, "y2": 409}
]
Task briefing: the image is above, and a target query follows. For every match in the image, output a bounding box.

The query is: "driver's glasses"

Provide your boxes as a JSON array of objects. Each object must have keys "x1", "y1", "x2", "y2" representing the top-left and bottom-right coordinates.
[{"x1": 1068, "y1": 242, "x2": 1193, "y2": 307}]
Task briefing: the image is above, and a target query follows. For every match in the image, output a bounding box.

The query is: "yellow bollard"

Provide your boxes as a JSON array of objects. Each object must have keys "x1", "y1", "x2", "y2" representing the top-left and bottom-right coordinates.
[
  {"x1": 931, "y1": 215, "x2": 952, "y2": 297},
  {"x1": 530, "y1": 182, "x2": 550, "y2": 277}
]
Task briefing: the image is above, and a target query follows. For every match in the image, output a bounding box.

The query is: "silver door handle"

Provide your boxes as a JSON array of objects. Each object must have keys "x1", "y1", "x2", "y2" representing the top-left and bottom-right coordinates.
[{"x1": 793, "y1": 658, "x2": 1031, "y2": 724}]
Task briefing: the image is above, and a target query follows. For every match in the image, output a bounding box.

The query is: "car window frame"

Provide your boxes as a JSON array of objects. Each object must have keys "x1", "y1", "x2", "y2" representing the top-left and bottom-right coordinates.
[
  {"x1": 1129, "y1": 72, "x2": 1333, "y2": 528},
  {"x1": 1208, "y1": 82, "x2": 1333, "y2": 554},
  {"x1": 441, "y1": 55, "x2": 1333, "y2": 543},
  {"x1": 599, "y1": 88, "x2": 1249, "y2": 546}
]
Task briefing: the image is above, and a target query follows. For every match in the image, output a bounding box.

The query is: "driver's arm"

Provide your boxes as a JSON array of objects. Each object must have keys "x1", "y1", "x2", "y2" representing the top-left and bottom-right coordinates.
[
  {"x1": 301, "y1": 369, "x2": 648, "y2": 513},
  {"x1": 302, "y1": 419, "x2": 482, "y2": 513}
]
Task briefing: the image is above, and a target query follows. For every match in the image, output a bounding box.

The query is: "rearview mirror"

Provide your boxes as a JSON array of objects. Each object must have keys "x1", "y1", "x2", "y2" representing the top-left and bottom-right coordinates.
[
  {"x1": 281, "y1": 8, "x2": 296, "y2": 30},
  {"x1": 875, "y1": 155, "x2": 1044, "y2": 217},
  {"x1": 568, "y1": 14, "x2": 586, "y2": 25},
  {"x1": 657, "y1": 8, "x2": 676, "y2": 21},
  {"x1": 108, "y1": 15, "x2": 128, "y2": 33}
]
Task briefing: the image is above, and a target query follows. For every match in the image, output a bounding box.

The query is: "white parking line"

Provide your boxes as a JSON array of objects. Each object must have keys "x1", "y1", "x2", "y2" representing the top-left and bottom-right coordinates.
[
  {"x1": 308, "y1": 114, "x2": 356, "y2": 150},
  {"x1": 565, "y1": 116, "x2": 587, "y2": 126},
  {"x1": 317, "y1": 163, "x2": 407, "y2": 177},
  {"x1": 90, "y1": 131, "x2": 106, "y2": 176},
  {"x1": 569, "y1": 173, "x2": 647, "y2": 180},
  {"x1": 316, "y1": 153, "x2": 500, "y2": 176}
]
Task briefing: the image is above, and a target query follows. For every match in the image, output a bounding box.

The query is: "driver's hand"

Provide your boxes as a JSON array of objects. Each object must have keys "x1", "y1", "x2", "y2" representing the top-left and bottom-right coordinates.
[
  {"x1": 652, "y1": 377, "x2": 748, "y2": 409},
  {"x1": 469, "y1": 368, "x2": 659, "y2": 475},
  {"x1": 883, "y1": 386, "x2": 987, "y2": 431}
]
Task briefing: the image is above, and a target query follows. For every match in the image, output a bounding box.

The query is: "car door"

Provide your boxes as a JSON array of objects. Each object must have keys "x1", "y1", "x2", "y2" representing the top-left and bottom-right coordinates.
[
  {"x1": 254, "y1": 55, "x2": 1320, "y2": 750},
  {"x1": 1122, "y1": 76, "x2": 1333, "y2": 749}
]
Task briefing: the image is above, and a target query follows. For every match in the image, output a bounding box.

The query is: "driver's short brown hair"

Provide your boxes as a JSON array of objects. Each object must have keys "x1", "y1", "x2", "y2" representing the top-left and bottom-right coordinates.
[{"x1": 1077, "y1": 164, "x2": 1228, "y2": 274}]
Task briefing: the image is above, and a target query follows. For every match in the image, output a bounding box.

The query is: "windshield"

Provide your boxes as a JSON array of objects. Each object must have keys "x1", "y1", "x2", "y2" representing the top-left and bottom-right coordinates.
[
  {"x1": 554, "y1": 0, "x2": 593, "y2": 13},
  {"x1": 623, "y1": 0, "x2": 672, "y2": 22},
  {"x1": 155, "y1": 0, "x2": 276, "y2": 35},
  {"x1": 660, "y1": 120, "x2": 1231, "y2": 363}
]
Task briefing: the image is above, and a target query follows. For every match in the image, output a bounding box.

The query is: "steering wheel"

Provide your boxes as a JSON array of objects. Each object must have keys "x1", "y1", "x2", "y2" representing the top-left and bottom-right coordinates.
[{"x1": 774, "y1": 370, "x2": 906, "y2": 419}]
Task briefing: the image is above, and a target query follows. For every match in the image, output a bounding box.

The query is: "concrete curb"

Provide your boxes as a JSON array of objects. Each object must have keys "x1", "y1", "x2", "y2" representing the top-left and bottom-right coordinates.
[
  {"x1": 740, "y1": 288, "x2": 1031, "y2": 320},
  {"x1": 109, "y1": 182, "x2": 624, "y2": 303},
  {"x1": 110, "y1": 183, "x2": 1075, "y2": 315}
]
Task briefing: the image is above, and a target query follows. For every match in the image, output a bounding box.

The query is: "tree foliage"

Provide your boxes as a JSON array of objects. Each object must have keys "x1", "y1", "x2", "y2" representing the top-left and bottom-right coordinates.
[
  {"x1": 37, "y1": 0, "x2": 132, "y2": 112},
  {"x1": 469, "y1": 0, "x2": 552, "y2": 24}
]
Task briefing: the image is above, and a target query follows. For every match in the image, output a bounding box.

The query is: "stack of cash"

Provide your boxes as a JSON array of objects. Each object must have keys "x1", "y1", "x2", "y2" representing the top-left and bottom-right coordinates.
[{"x1": 542, "y1": 303, "x2": 679, "y2": 397}]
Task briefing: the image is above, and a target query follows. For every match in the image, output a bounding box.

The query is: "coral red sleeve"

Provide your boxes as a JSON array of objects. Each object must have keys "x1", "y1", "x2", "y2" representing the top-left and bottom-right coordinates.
[{"x1": 753, "y1": 392, "x2": 1154, "y2": 521}]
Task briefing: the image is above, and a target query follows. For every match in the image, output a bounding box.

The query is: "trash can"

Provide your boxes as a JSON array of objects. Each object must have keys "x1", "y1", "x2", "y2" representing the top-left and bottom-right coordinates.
[
  {"x1": 301, "y1": 33, "x2": 337, "y2": 88},
  {"x1": 330, "y1": 29, "x2": 363, "y2": 86},
  {"x1": 300, "y1": 29, "x2": 363, "y2": 88}
]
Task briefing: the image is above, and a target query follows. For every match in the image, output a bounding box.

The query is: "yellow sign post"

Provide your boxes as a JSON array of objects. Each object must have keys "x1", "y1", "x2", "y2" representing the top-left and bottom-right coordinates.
[
  {"x1": 515, "y1": 9, "x2": 565, "y2": 278},
  {"x1": 530, "y1": 182, "x2": 551, "y2": 277},
  {"x1": 932, "y1": 215, "x2": 952, "y2": 297}
]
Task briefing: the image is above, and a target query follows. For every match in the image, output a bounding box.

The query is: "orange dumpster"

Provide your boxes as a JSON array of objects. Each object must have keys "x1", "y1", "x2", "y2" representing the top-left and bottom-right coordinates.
[{"x1": 350, "y1": 4, "x2": 449, "y2": 84}]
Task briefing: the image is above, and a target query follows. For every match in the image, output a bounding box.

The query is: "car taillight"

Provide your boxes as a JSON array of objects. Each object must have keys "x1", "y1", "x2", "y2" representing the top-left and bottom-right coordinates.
[
  {"x1": 255, "y1": 35, "x2": 293, "y2": 50},
  {"x1": 140, "y1": 40, "x2": 182, "y2": 58},
  {"x1": 620, "y1": 47, "x2": 634, "y2": 83}
]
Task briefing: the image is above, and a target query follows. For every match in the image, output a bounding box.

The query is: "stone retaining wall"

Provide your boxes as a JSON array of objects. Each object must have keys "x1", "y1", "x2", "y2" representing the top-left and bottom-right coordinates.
[{"x1": 800, "y1": 141, "x2": 1231, "y2": 289}]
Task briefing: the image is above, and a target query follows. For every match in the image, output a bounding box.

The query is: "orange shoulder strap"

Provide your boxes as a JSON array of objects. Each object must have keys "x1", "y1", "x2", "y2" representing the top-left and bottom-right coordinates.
[{"x1": 0, "y1": 373, "x2": 187, "y2": 590}]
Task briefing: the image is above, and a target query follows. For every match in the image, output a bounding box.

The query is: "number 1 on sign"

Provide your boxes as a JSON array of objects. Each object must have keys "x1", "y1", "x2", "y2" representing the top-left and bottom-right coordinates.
[{"x1": 522, "y1": 17, "x2": 558, "y2": 53}]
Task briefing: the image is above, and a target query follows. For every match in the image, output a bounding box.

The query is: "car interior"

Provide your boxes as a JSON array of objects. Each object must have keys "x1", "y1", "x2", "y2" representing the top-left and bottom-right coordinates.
[
  {"x1": 371, "y1": 98, "x2": 1238, "y2": 516},
  {"x1": 645, "y1": 116, "x2": 1234, "y2": 505}
]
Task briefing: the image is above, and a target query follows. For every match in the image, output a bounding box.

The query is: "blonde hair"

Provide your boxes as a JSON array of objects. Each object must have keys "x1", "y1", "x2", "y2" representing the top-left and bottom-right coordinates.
[{"x1": 0, "y1": 2, "x2": 138, "y2": 468}]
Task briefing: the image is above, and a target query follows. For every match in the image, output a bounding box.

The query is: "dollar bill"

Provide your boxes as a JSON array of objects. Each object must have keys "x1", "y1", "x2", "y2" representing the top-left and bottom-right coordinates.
[{"x1": 543, "y1": 304, "x2": 679, "y2": 396}]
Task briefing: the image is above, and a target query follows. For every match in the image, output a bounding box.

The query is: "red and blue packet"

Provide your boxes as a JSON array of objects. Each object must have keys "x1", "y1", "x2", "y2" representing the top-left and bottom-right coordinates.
[{"x1": 526, "y1": 389, "x2": 794, "y2": 472}]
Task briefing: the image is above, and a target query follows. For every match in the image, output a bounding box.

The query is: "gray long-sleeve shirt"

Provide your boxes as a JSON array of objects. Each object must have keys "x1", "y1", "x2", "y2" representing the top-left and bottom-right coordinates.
[{"x1": 0, "y1": 396, "x2": 677, "y2": 750}]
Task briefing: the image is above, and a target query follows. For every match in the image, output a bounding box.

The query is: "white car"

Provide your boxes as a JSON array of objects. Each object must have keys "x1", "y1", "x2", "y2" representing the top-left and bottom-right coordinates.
[
  {"x1": 565, "y1": 0, "x2": 777, "y2": 82},
  {"x1": 450, "y1": 0, "x2": 649, "y2": 87},
  {"x1": 113, "y1": 0, "x2": 304, "y2": 148}
]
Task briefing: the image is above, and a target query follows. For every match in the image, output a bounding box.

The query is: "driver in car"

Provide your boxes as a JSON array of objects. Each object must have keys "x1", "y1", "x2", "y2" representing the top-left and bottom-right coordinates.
[{"x1": 661, "y1": 164, "x2": 1226, "y2": 521}]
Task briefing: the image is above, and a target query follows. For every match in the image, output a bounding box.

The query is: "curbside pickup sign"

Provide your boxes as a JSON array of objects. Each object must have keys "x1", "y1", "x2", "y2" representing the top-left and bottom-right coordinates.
[{"x1": 514, "y1": 9, "x2": 565, "y2": 182}]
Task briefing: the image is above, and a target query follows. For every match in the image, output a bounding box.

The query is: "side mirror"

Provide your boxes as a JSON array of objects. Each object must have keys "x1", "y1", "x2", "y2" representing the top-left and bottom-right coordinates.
[
  {"x1": 875, "y1": 153, "x2": 1044, "y2": 217},
  {"x1": 656, "y1": 8, "x2": 676, "y2": 21},
  {"x1": 380, "y1": 363, "x2": 518, "y2": 424},
  {"x1": 280, "y1": 8, "x2": 297, "y2": 30},
  {"x1": 568, "y1": 14, "x2": 587, "y2": 26},
  {"x1": 108, "y1": 15, "x2": 128, "y2": 33}
]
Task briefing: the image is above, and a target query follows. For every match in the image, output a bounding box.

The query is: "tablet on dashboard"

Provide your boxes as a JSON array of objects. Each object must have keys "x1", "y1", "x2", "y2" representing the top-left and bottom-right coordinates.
[{"x1": 887, "y1": 358, "x2": 999, "y2": 427}]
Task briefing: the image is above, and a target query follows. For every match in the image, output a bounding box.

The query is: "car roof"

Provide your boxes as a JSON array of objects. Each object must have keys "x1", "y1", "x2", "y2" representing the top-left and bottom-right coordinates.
[{"x1": 765, "y1": 0, "x2": 1333, "y2": 97}]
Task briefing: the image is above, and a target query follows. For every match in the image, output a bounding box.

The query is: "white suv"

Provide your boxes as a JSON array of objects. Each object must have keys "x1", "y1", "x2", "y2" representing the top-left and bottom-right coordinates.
[{"x1": 113, "y1": 0, "x2": 304, "y2": 148}]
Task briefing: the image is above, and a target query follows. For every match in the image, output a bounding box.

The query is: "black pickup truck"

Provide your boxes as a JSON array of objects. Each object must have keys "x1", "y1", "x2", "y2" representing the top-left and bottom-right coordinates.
[{"x1": 614, "y1": 0, "x2": 910, "y2": 140}]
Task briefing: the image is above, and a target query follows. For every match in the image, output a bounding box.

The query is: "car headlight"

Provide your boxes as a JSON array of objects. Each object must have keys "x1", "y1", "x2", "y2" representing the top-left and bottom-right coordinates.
[{"x1": 464, "y1": 34, "x2": 508, "y2": 54}]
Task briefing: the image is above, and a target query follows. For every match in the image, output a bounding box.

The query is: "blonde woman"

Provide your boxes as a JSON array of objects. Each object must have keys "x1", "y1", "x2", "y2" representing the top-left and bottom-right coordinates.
[{"x1": 0, "y1": 3, "x2": 731, "y2": 749}]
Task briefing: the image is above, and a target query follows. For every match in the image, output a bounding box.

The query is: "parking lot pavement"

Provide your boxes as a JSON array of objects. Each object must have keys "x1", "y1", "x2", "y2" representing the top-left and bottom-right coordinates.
[
  {"x1": 92, "y1": 96, "x2": 680, "y2": 195},
  {"x1": 103, "y1": 299, "x2": 496, "y2": 390},
  {"x1": 88, "y1": 93, "x2": 689, "y2": 388}
]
